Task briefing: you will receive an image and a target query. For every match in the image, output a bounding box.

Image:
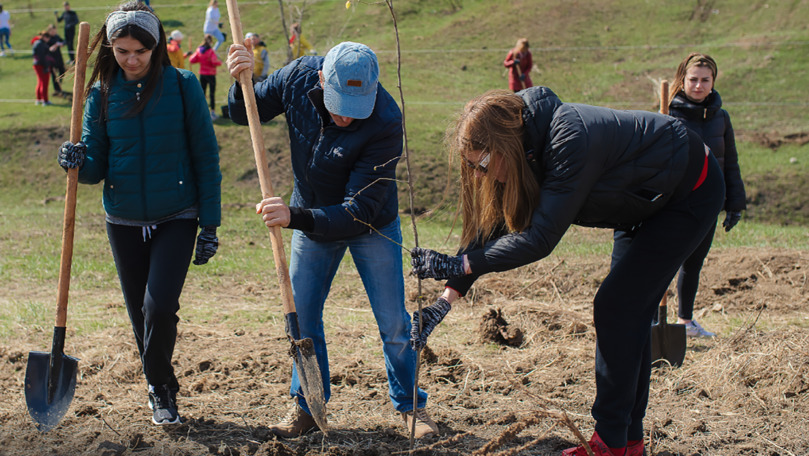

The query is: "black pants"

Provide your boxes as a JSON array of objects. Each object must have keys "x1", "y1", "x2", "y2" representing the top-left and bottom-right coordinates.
[
  {"x1": 107, "y1": 219, "x2": 197, "y2": 389},
  {"x1": 200, "y1": 74, "x2": 216, "y2": 110},
  {"x1": 593, "y1": 146, "x2": 725, "y2": 447},
  {"x1": 614, "y1": 221, "x2": 717, "y2": 321},
  {"x1": 65, "y1": 26, "x2": 75, "y2": 62},
  {"x1": 50, "y1": 59, "x2": 66, "y2": 93}
]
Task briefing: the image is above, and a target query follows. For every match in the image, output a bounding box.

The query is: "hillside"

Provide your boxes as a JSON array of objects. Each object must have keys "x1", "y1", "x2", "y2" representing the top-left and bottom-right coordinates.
[{"x1": 0, "y1": 1, "x2": 808, "y2": 455}]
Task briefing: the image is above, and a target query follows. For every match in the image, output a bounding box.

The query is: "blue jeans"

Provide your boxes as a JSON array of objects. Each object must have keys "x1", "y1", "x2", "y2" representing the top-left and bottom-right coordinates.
[
  {"x1": 288, "y1": 217, "x2": 427, "y2": 414},
  {"x1": 207, "y1": 29, "x2": 225, "y2": 51},
  {"x1": 0, "y1": 28, "x2": 10, "y2": 50}
]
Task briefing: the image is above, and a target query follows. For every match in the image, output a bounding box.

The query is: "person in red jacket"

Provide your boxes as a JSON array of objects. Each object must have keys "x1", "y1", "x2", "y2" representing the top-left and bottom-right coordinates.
[
  {"x1": 503, "y1": 38, "x2": 533, "y2": 92},
  {"x1": 189, "y1": 34, "x2": 222, "y2": 120}
]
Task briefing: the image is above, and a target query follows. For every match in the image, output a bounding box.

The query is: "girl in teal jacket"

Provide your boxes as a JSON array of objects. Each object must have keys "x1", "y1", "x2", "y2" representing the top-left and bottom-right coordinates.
[{"x1": 57, "y1": 0, "x2": 221, "y2": 427}]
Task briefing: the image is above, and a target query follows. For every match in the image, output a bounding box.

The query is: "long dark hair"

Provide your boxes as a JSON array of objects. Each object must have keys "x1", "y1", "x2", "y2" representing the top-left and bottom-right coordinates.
[{"x1": 85, "y1": 1, "x2": 171, "y2": 119}]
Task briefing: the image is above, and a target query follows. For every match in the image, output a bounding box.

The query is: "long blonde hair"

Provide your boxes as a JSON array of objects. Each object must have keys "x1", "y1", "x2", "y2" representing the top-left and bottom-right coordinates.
[
  {"x1": 512, "y1": 38, "x2": 529, "y2": 56},
  {"x1": 669, "y1": 52, "x2": 717, "y2": 101},
  {"x1": 449, "y1": 90, "x2": 540, "y2": 248}
]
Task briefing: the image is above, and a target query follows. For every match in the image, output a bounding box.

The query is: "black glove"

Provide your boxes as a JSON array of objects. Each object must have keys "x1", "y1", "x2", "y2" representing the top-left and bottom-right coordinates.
[
  {"x1": 513, "y1": 59, "x2": 520, "y2": 66},
  {"x1": 58, "y1": 141, "x2": 86, "y2": 171},
  {"x1": 410, "y1": 297, "x2": 452, "y2": 350},
  {"x1": 723, "y1": 211, "x2": 742, "y2": 232},
  {"x1": 519, "y1": 74, "x2": 526, "y2": 81},
  {"x1": 193, "y1": 226, "x2": 218, "y2": 265},
  {"x1": 410, "y1": 247, "x2": 465, "y2": 280}
]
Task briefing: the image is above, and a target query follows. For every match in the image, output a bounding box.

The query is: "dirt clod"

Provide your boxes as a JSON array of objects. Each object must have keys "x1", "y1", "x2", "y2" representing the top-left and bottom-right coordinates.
[{"x1": 479, "y1": 308, "x2": 524, "y2": 347}]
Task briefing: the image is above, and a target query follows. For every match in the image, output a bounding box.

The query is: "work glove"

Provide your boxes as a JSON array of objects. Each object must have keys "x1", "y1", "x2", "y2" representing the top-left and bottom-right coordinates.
[
  {"x1": 519, "y1": 74, "x2": 526, "y2": 81},
  {"x1": 193, "y1": 226, "x2": 218, "y2": 265},
  {"x1": 513, "y1": 59, "x2": 520, "y2": 66},
  {"x1": 410, "y1": 247, "x2": 465, "y2": 280},
  {"x1": 723, "y1": 211, "x2": 742, "y2": 232},
  {"x1": 410, "y1": 297, "x2": 452, "y2": 350},
  {"x1": 57, "y1": 141, "x2": 86, "y2": 171}
]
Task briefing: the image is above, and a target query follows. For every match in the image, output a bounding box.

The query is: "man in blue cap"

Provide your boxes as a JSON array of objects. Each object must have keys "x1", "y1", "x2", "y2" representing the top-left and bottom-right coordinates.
[{"x1": 226, "y1": 41, "x2": 438, "y2": 439}]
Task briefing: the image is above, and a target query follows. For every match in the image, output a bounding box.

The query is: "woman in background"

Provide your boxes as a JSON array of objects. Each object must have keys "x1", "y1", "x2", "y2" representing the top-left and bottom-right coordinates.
[
  {"x1": 32, "y1": 29, "x2": 54, "y2": 105},
  {"x1": 503, "y1": 38, "x2": 532, "y2": 91},
  {"x1": 189, "y1": 33, "x2": 222, "y2": 120},
  {"x1": 202, "y1": 0, "x2": 225, "y2": 51}
]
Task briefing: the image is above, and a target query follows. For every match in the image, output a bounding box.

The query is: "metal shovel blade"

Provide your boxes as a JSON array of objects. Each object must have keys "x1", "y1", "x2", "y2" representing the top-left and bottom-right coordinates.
[
  {"x1": 292, "y1": 337, "x2": 328, "y2": 432},
  {"x1": 651, "y1": 304, "x2": 686, "y2": 367},
  {"x1": 285, "y1": 312, "x2": 328, "y2": 432},
  {"x1": 25, "y1": 350, "x2": 78, "y2": 432}
]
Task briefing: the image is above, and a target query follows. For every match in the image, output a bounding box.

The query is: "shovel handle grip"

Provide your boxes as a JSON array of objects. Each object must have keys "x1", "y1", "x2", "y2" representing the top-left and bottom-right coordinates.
[
  {"x1": 55, "y1": 22, "x2": 90, "y2": 329},
  {"x1": 225, "y1": 0, "x2": 297, "y2": 316}
]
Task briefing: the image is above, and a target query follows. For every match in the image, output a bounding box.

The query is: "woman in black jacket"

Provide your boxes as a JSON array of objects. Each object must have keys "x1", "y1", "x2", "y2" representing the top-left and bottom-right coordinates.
[
  {"x1": 614, "y1": 53, "x2": 746, "y2": 338},
  {"x1": 32, "y1": 30, "x2": 54, "y2": 105},
  {"x1": 409, "y1": 87, "x2": 725, "y2": 456}
]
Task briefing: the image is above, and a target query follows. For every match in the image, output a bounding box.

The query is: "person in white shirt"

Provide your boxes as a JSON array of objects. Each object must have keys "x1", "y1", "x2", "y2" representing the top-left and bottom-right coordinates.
[
  {"x1": 202, "y1": 0, "x2": 225, "y2": 51},
  {"x1": 0, "y1": 4, "x2": 12, "y2": 56}
]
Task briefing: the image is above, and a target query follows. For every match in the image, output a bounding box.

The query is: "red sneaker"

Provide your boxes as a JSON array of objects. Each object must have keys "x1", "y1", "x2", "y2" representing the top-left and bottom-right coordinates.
[
  {"x1": 627, "y1": 440, "x2": 646, "y2": 456},
  {"x1": 562, "y1": 431, "x2": 626, "y2": 456}
]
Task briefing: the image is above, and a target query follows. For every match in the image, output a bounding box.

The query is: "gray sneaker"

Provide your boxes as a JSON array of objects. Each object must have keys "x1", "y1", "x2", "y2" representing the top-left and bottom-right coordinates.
[
  {"x1": 148, "y1": 384, "x2": 181, "y2": 425},
  {"x1": 685, "y1": 320, "x2": 715, "y2": 338}
]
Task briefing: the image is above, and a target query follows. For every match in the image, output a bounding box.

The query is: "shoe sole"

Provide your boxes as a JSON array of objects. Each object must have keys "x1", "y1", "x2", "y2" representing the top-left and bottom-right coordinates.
[{"x1": 152, "y1": 415, "x2": 182, "y2": 425}]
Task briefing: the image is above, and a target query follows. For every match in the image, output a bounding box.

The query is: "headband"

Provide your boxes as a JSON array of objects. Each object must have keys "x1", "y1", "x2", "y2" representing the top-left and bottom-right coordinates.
[{"x1": 105, "y1": 10, "x2": 160, "y2": 44}]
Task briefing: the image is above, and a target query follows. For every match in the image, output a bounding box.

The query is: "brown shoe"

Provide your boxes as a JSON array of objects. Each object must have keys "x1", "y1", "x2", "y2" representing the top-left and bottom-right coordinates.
[
  {"x1": 402, "y1": 408, "x2": 439, "y2": 438},
  {"x1": 268, "y1": 399, "x2": 323, "y2": 438}
]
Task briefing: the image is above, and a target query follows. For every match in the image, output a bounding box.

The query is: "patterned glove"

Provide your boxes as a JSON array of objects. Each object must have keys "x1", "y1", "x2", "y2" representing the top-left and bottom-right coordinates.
[
  {"x1": 410, "y1": 297, "x2": 452, "y2": 350},
  {"x1": 193, "y1": 226, "x2": 218, "y2": 265},
  {"x1": 410, "y1": 247, "x2": 465, "y2": 280},
  {"x1": 58, "y1": 141, "x2": 86, "y2": 170},
  {"x1": 723, "y1": 211, "x2": 742, "y2": 232}
]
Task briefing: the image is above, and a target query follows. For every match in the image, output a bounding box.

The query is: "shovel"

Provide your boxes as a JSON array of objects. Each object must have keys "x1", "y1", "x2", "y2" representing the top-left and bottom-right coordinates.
[
  {"x1": 25, "y1": 21, "x2": 91, "y2": 432},
  {"x1": 649, "y1": 80, "x2": 686, "y2": 368},
  {"x1": 650, "y1": 294, "x2": 686, "y2": 367},
  {"x1": 223, "y1": 0, "x2": 327, "y2": 432}
]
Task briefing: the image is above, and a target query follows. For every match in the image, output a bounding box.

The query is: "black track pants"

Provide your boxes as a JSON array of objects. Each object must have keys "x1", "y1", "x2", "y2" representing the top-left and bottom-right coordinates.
[{"x1": 106, "y1": 219, "x2": 196, "y2": 388}]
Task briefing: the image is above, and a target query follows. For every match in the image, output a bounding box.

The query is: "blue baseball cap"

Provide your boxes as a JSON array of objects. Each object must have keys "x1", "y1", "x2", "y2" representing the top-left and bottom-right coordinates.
[{"x1": 322, "y1": 42, "x2": 379, "y2": 120}]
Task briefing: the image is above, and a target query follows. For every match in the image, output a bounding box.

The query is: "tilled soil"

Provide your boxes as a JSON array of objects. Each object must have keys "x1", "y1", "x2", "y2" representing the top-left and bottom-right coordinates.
[{"x1": 1, "y1": 247, "x2": 807, "y2": 455}]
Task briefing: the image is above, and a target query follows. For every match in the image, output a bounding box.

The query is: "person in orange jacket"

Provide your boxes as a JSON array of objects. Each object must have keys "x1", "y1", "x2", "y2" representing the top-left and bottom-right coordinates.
[
  {"x1": 167, "y1": 30, "x2": 191, "y2": 69},
  {"x1": 189, "y1": 34, "x2": 222, "y2": 119}
]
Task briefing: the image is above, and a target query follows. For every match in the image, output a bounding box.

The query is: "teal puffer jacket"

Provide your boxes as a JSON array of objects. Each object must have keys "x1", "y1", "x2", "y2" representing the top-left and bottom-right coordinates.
[{"x1": 80, "y1": 66, "x2": 221, "y2": 227}]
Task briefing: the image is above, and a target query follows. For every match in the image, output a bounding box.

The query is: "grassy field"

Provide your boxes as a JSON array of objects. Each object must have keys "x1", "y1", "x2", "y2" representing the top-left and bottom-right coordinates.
[
  {"x1": 0, "y1": 2, "x2": 808, "y2": 454},
  {"x1": 1, "y1": 0, "x2": 809, "y2": 337}
]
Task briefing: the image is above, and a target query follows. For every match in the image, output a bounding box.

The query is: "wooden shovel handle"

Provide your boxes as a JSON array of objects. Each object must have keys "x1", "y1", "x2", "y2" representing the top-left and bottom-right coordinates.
[
  {"x1": 55, "y1": 22, "x2": 90, "y2": 329},
  {"x1": 657, "y1": 79, "x2": 670, "y2": 310},
  {"x1": 225, "y1": 0, "x2": 297, "y2": 315},
  {"x1": 659, "y1": 79, "x2": 670, "y2": 115}
]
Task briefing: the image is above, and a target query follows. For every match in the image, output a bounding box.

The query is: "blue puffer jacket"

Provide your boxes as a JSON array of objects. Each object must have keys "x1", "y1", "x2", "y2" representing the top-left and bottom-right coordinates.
[
  {"x1": 669, "y1": 90, "x2": 746, "y2": 212},
  {"x1": 80, "y1": 66, "x2": 222, "y2": 227},
  {"x1": 449, "y1": 87, "x2": 698, "y2": 293},
  {"x1": 228, "y1": 56, "x2": 402, "y2": 242}
]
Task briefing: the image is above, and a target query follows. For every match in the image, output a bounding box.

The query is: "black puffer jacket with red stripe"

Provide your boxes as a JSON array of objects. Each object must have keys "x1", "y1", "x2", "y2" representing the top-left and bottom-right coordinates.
[{"x1": 447, "y1": 86, "x2": 698, "y2": 295}]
